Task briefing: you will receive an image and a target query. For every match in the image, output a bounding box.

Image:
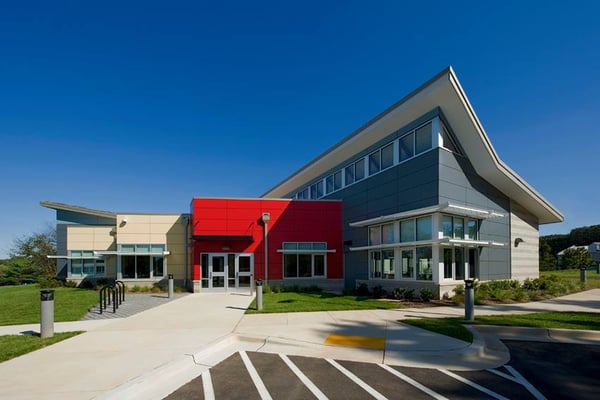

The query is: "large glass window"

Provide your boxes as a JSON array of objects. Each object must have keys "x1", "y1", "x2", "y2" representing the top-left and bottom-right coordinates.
[
  {"x1": 282, "y1": 243, "x2": 328, "y2": 278},
  {"x1": 415, "y1": 122, "x2": 432, "y2": 154},
  {"x1": 401, "y1": 249, "x2": 414, "y2": 278},
  {"x1": 70, "y1": 251, "x2": 105, "y2": 277},
  {"x1": 442, "y1": 216, "x2": 453, "y2": 238},
  {"x1": 120, "y1": 244, "x2": 165, "y2": 279},
  {"x1": 369, "y1": 226, "x2": 381, "y2": 246},
  {"x1": 381, "y1": 143, "x2": 394, "y2": 170},
  {"x1": 369, "y1": 150, "x2": 381, "y2": 175},
  {"x1": 370, "y1": 251, "x2": 382, "y2": 278},
  {"x1": 400, "y1": 219, "x2": 415, "y2": 242},
  {"x1": 310, "y1": 181, "x2": 323, "y2": 199},
  {"x1": 355, "y1": 158, "x2": 365, "y2": 181},
  {"x1": 399, "y1": 132, "x2": 414, "y2": 162},
  {"x1": 443, "y1": 248, "x2": 453, "y2": 279},
  {"x1": 467, "y1": 219, "x2": 478, "y2": 240},
  {"x1": 382, "y1": 223, "x2": 394, "y2": 244},
  {"x1": 416, "y1": 246, "x2": 432, "y2": 280},
  {"x1": 455, "y1": 248, "x2": 464, "y2": 280},
  {"x1": 416, "y1": 216, "x2": 432, "y2": 241},
  {"x1": 382, "y1": 250, "x2": 395, "y2": 279},
  {"x1": 345, "y1": 165, "x2": 355, "y2": 186},
  {"x1": 453, "y1": 218, "x2": 464, "y2": 239}
]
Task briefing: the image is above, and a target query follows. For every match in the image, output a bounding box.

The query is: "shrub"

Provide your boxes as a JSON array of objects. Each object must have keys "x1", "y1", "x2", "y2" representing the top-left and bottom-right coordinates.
[
  {"x1": 372, "y1": 285, "x2": 387, "y2": 299},
  {"x1": 38, "y1": 276, "x2": 64, "y2": 288},
  {"x1": 261, "y1": 284, "x2": 272, "y2": 294},
  {"x1": 130, "y1": 285, "x2": 141, "y2": 293},
  {"x1": 356, "y1": 283, "x2": 370, "y2": 296},
  {"x1": 420, "y1": 288, "x2": 435, "y2": 302},
  {"x1": 454, "y1": 284, "x2": 465, "y2": 296},
  {"x1": 392, "y1": 287, "x2": 415, "y2": 301},
  {"x1": 64, "y1": 280, "x2": 78, "y2": 288}
]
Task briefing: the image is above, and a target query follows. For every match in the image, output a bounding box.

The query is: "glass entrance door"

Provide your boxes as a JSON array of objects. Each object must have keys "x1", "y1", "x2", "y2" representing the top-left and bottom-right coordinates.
[
  {"x1": 209, "y1": 254, "x2": 226, "y2": 290},
  {"x1": 236, "y1": 254, "x2": 253, "y2": 289}
]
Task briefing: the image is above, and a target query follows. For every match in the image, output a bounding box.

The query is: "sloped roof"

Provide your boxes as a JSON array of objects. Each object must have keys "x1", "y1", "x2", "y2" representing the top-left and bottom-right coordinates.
[
  {"x1": 40, "y1": 201, "x2": 116, "y2": 219},
  {"x1": 262, "y1": 67, "x2": 563, "y2": 224}
]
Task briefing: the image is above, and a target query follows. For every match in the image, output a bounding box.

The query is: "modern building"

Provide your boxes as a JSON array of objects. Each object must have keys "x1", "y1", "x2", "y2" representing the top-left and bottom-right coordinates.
[
  {"x1": 42, "y1": 67, "x2": 563, "y2": 298},
  {"x1": 557, "y1": 243, "x2": 600, "y2": 267}
]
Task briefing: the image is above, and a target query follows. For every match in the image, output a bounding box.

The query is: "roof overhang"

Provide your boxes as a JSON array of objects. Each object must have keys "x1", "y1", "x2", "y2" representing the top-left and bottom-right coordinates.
[
  {"x1": 40, "y1": 201, "x2": 116, "y2": 219},
  {"x1": 261, "y1": 67, "x2": 563, "y2": 224}
]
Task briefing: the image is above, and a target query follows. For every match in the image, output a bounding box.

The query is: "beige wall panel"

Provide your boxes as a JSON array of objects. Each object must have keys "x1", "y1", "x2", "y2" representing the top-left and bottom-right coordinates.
[
  {"x1": 150, "y1": 215, "x2": 182, "y2": 224},
  {"x1": 118, "y1": 224, "x2": 152, "y2": 235},
  {"x1": 67, "y1": 226, "x2": 115, "y2": 250},
  {"x1": 118, "y1": 233, "x2": 152, "y2": 244},
  {"x1": 149, "y1": 234, "x2": 168, "y2": 243},
  {"x1": 510, "y1": 200, "x2": 540, "y2": 281},
  {"x1": 118, "y1": 214, "x2": 151, "y2": 224}
]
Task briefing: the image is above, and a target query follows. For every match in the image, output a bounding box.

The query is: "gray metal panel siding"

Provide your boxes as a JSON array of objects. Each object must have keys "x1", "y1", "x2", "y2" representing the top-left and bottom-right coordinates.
[
  {"x1": 329, "y1": 150, "x2": 440, "y2": 287},
  {"x1": 438, "y1": 149, "x2": 511, "y2": 280},
  {"x1": 56, "y1": 223, "x2": 68, "y2": 277}
]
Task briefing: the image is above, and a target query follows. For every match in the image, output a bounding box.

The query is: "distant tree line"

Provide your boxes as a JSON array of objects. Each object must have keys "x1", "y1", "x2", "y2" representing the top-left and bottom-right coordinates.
[
  {"x1": 540, "y1": 224, "x2": 600, "y2": 271},
  {"x1": 0, "y1": 227, "x2": 56, "y2": 286}
]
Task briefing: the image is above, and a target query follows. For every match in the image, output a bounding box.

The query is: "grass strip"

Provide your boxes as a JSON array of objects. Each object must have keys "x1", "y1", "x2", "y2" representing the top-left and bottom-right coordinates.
[
  {"x1": 246, "y1": 292, "x2": 402, "y2": 314},
  {"x1": 474, "y1": 312, "x2": 600, "y2": 331},
  {"x1": 0, "y1": 285, "x2": 99, "y2": 326},
  {"x1": 402, "y1": 318, "x2": 473, "y2": 343},
  {"x1": 401, "y1": 311, "x2": 600, "y2": 343},
  {"x1": 0, "y1": 331, "x2": 83, "y2": 363}
]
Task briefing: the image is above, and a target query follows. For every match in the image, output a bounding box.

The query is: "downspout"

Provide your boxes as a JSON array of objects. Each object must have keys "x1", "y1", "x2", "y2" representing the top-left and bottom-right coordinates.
[
  {"x1": 182, "y1": 215, "x2": 189, "y2": 289},
  {"x1": 262, "y1": 212, "x2": 271, "y2": 285}
]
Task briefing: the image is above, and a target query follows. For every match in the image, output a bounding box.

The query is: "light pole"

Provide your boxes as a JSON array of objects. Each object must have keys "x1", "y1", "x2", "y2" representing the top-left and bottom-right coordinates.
[{"x1": 262, "y1": 212, "x2": 270, "y2": 285}]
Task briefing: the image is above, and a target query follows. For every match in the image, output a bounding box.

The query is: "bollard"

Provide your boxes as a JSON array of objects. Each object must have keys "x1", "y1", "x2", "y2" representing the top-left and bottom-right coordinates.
[
  {"x1": 168, "y1": 274, "x2": 174, "y2": 298},
  {"x1": 464, "y1": 279, "x2": 474, "y2": 322},
  {"x1": 256, "y1": 280, "x2": 263, "y2": 311},
  {"x1": 40, "y1": 289, "x2": 55, "y2": 339},
  {"x1": 580, "y1": 267, "x2": 587, "y2": 283}
]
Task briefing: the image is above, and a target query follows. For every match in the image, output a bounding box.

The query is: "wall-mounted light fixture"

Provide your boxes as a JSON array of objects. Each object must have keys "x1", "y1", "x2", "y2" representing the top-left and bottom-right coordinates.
[
  {"x1": 514, "y1": 238, "x2": 524, "y2": 247},
  {"x1": 119, "y1": 218, "x2": 128, "y2": 228},
  {"x1": 222, "y1": 244, "x2": 231, "y2": 251}
]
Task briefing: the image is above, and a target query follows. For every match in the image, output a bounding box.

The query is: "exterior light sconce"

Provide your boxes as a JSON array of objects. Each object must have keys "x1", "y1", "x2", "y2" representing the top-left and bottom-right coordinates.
[
  {"x1": 119, "y1": 218, "x2": 128, "y2": 228},
  {"x1": 222, "y1": 244, "x2": 231, "y2": 251},
  {"x1": 514, "y1": 238, "x2": 524, "y2": 247}
]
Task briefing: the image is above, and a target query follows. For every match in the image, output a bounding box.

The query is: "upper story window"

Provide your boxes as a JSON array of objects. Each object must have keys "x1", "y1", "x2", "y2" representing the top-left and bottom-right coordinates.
[
  {"x1": 442, "y1": 215, "x2": 478, "y2": 240},
  {"x1": 292, "y1": 118, "x2": 439, "y2": 199}
]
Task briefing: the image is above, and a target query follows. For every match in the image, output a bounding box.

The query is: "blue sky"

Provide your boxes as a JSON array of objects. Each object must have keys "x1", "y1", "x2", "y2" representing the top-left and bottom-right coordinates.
[{"x1": 1, "y1": 1, "x2": 598, "y2": 257}]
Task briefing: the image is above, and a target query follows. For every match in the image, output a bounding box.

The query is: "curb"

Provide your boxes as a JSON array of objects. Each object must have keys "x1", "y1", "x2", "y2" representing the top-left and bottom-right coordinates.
[{"x1": 471, "y1": 325, "x2": 600, "y2": 345}]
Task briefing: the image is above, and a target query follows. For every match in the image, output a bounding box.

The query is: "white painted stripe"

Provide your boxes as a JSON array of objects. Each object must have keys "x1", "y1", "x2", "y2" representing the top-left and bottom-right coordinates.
[
  {"x1": 438, "y1": 369, "x2": 510, "y2": 400},
  {"x1": 239, "y1": 351, "x2": 273, "y2": 400},
  {"x1": 326, "y1": 359, "x2": 388, "y2": 400},
  {"x1": 279, "y1": 354, "x2": 329, "y2": 400},
  {"x1": 486, "y1": 368, "x2": 520, "y2": 384},
  {"x1": 379, "y1": 364, "x2": 449, "y2": 400},
  {"x1": 505, "y1": 365, "x2": 547, "y2": 400},
  {"x1": 202, "y1": 370, "x2": 215, "y2": 400}
]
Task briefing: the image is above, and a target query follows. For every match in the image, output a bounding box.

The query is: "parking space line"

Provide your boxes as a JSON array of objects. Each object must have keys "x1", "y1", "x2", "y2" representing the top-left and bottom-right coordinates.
[
  {"x1": 379, "y1": 364, "x2": 449, "y2": 400},
  {"x1": 505, "y1": 365, "x2": 548, "y2": 400},
  {"x1": 438, "y1": 369, "x2": 510, "y2": 400},
  {"x1": 486, "y1": 368, "x2": 520, "y2": 384},
  {"x1": 240, "y1": 351, "x2": 273, "y2": 400},
  {"x1": 279, "y1": 354, "x2": 329, "y2": 400},
  {"x1": 326, "y1": 359, "x2": 388, "y2": 400},
  {"x1": 202, "y1": 370, "x2": 215, "y2": 400}
]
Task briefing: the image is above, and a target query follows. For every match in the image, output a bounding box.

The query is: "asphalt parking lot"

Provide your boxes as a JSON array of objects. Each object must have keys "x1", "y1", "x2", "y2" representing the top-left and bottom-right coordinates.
[{"x1": 166, "y1": 351, "x2": 539, "y2": 400}]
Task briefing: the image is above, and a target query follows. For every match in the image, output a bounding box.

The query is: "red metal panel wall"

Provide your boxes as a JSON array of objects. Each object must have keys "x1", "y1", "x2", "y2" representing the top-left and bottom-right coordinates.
[{"x1": 191, "y1": 198, "x2": 342, "y2": 282}]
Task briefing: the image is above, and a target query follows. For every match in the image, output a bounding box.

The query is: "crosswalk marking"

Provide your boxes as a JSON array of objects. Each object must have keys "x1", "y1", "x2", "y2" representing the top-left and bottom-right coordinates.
[
  {"x1": 202, "y1": 370, "x2": 215, "y2": 400},
  {"x1": 240, "y1": 351, "x2": 273, "y2": 400},
  {"x1": 327, "y1": 359, "x2": 388, "y2": 400},
  {"x1": 279, "y1": 354, "x2": 329, "y2": 400},
  {"x1": 379, "y1": 364, "x2": 449, "y2": 400},
  {"x1": 505, "y1": 365, "x2": 548, "y2": 400},
  {"x1": 438, "y1": 369, "x2": 510, "y2": 400}
]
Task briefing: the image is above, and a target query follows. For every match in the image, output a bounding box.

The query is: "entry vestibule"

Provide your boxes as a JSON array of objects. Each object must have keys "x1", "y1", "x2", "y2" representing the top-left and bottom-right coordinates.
[{"x1": 200, "y1": 253, "x2": 254, "y2": 291}]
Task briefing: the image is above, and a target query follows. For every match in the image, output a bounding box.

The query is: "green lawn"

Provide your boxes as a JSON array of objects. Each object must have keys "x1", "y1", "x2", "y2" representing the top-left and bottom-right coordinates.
[
  {"x1": 401, "y1": 311, "x2": 600, "y2": 343},
  {"x1": 0, "y1": 285, "x2": 99, "y2": 326},
  {"x1": 246, "y1": 292, "x2": 403, "y2": 314},
  {"x1": 0, "y1": 332, "x2": 83, "y2": 363},
  {"x1": 542, "y1": 268, "x2": 600, "y2": 289}
]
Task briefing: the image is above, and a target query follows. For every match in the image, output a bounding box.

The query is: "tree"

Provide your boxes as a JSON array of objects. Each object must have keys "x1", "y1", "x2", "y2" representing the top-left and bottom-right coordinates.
[
  {"x1": 539, "y1": 238, "x2": 557, "y2": 271},
  {"x1": 560, "y1": 247, "x2": 593, "y2": 269},
  {"x1": 8, "y1": 226, "x2": 57, "y2": 278}
]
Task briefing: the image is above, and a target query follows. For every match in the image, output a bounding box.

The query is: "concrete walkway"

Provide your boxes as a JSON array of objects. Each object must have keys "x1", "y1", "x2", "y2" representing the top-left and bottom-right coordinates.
[{"x1": 0, "y1": 289, "x2": 598, "y2": 399}]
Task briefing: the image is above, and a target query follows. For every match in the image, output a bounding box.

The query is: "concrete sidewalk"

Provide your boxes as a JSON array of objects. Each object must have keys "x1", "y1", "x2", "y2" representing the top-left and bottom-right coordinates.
[{"x1": 0, "y1": 289, "x2": 598, "y2": 399}]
